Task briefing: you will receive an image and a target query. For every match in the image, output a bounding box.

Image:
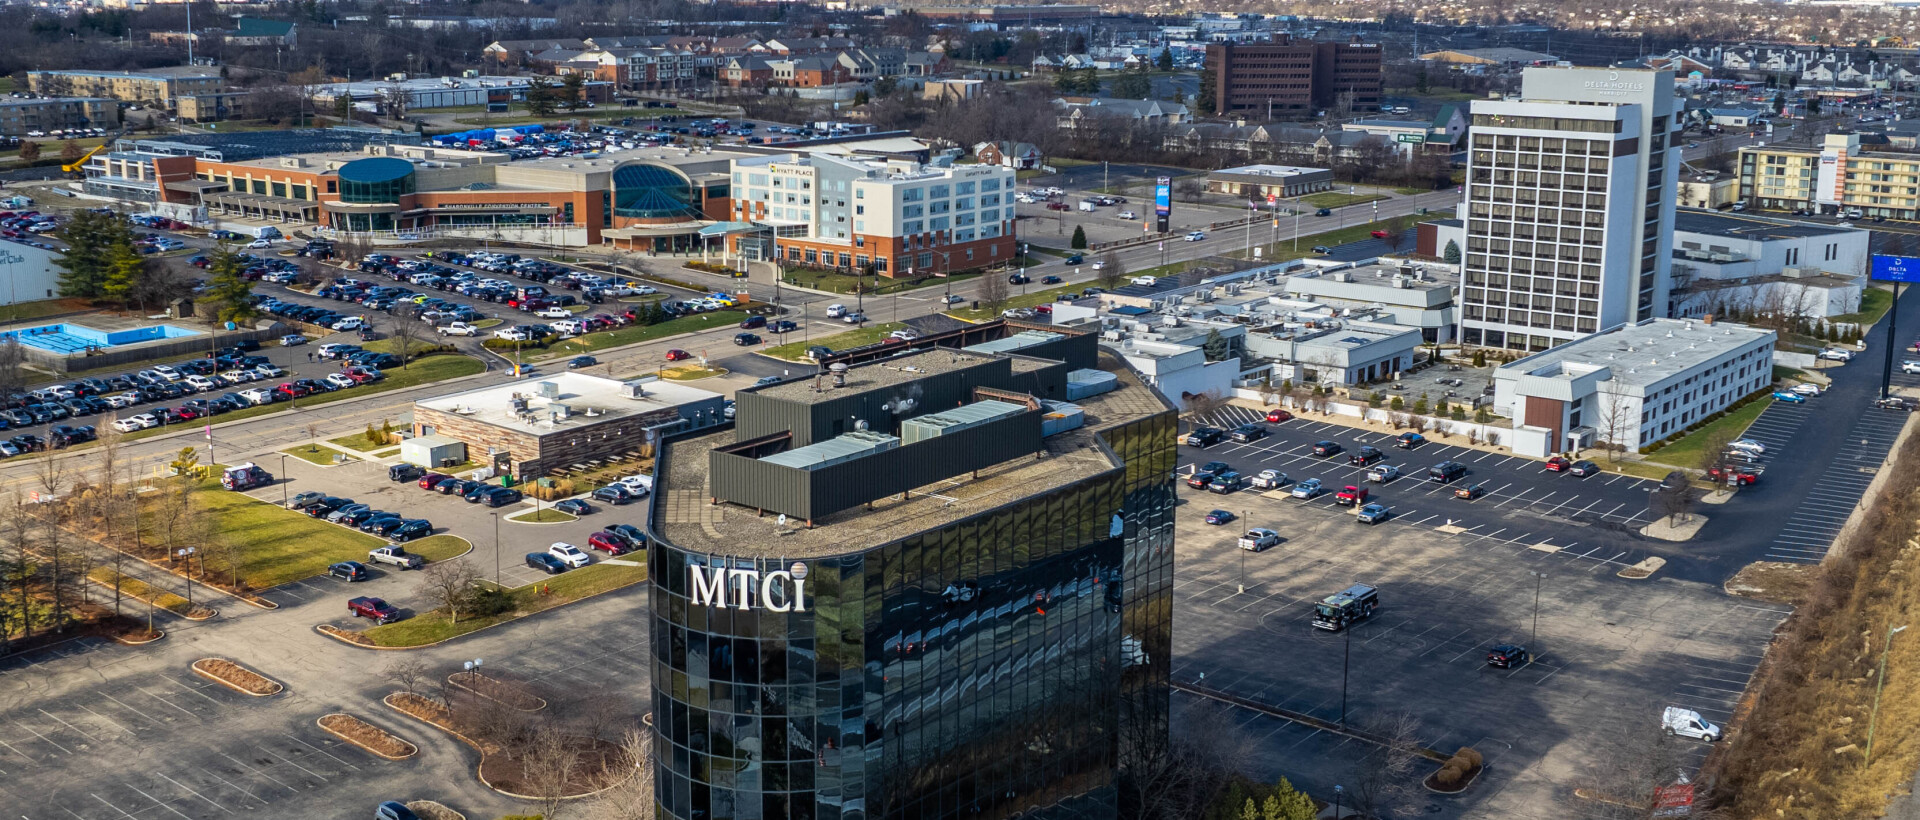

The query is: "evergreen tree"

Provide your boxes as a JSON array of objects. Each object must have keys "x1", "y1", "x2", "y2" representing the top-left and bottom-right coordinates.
[
  {"x1": 1110, "y1": 71, "x2": 1152, "y2": 100},
  {"x1": 560, "y1": 73, "x2": 587, "y2": 110},
  {"x1": 526, "y1": 78, "x2": 558, "y2": 117},
  {"x1": 101, "y1": 235, "x2": 145, "y2": 302},
  {"x1": 1197, "y1": 66, "x2": 1216, "y2": 114},
  {"x1": 1155, "y1": 47, "x2": 1174, "y2": 72},
  {"x1": 202, "y1": 245, "x2": 258, "y2": 325},
  {"x1": 1070, "y1": 225, "x2": 1087, "y2": 249},
  {"x1": 55, "y1": 209, "x2": 128, "y2": 297},
  {"x1": 1202, "y1": 328, "x2": 1229, "y2": 361},
  {"x1": 1444, "y1": 239, "x2": 1461, "y2": 264}
]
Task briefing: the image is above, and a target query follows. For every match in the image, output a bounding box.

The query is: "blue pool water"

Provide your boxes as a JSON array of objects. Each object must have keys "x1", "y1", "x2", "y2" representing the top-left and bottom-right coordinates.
[{"x1": 2, "y1": 323, "x2": 201, "y2": 354}]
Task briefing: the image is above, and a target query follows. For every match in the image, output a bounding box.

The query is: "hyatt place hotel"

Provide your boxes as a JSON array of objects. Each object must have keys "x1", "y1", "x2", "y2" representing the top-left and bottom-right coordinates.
[{"x1": 647, "y1": 325, "x2": 1176, "y2": 820}]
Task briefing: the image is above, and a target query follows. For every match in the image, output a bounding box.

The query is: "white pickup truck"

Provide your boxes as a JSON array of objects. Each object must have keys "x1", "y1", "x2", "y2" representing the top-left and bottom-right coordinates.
[
  {"x1": 367, "y1": 546, "x2": 423, "y2": 570},
  {"x1": 439, "y1": 322, "x2": 479, "y2": 337},
  {"x1": 1238, "y1": 528, "x2": 1281, "y2": 552}
]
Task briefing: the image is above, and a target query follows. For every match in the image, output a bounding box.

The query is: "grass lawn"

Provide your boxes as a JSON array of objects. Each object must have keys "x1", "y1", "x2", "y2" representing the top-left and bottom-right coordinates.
[
  {"x1": 1394, "y1": 186, "x2": 1437, "y2": 195},
  {"x1": 103, "y1": 355, "x2": 485, "y2": 447},
  {"x1": 1645, "y1": 396, "x2": 1774, "y2": 470},
  {"x1": 1775, "y1": 365, "x2": 1821, "y2": 385},
  {"x1": 89, "y1": 568, "x2": 196, "y2": 616},
  {"x1": 662, "y1": 365, "x2": 727, "y2": 380},
  {"x1": 507, "y1": 508, "x2": 577, "y2": 524},
  {"x1": 532, "y1": 311, "x2": 748, "y2": 359},
  {"x1": 779, "y1": 266, "x2": 981, "y2": 295},
  {"x1": 329, "y1": 430, "x2": 402, "y2": 452},
  {"x1": 762, "y1": 322, "x2": 905, "y2": 361},
  {"x1": 361, "y1": 561, "x2": 647, "y2": 647},
  {"x1": 1300, "y1": 191, "x2": 1389, "y2": 209},
  {"x1": 280, "y1": 444, "x2": 355, "y2": 466},
  {"x1": 472, "y1": 318, "x2": 504, "y2": 329},
  {"x1": 405, "y1": 535, "x2": 472, "y2": 563},
  {"x1": 1834, "y1": 286, "x2": 1895, "y2": 328},
  {"x1": 0, "y1": 297, "x2": 89, "y2": 325},
  {"x1": 1601, "y1": 459, "x2": 1683, "y2": 482},
  {"x1": 143, "y1": 478, "x2": 387, "y2": 590},
  {"x1": 946, "y1": 280, "x2": 1103, "y2": 322}
]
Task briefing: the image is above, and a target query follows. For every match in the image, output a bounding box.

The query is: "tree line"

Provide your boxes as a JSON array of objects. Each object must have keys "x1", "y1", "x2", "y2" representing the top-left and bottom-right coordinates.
[{"x1": 56, "y1": 210, "x2": 255, "y2": 323}]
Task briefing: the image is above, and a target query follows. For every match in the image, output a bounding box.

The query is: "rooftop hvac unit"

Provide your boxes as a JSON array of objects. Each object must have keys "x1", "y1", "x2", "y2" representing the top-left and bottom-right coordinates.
[
  {"x1": 539, "y1": 381, "x2": 560, "y2": 399},
  {"x1": 900, "y1": 400, "x2": 1027, "y2": 444},
  {"x1": 550, "y1": 403, "x2": 571, "y2": 420}
]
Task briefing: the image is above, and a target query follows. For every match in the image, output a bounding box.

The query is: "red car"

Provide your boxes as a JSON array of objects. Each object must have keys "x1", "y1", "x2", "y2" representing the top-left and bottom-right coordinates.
[
  {"x1": 1709, "y1": 464, "x2": 1759, "y2": 486},
  {"x1": 1370, "y1": 230, "x2": 1391, "y2": 238},
  {"x1": 1265, "y1": 409, "x2": 1293, "y2": 423},
  {"x1": 588, "y1": 532, "x2": 632, "y2": 555},
  {"x1": 418, "y1": 472, "x2": 449, "y2": 490},
  {"x1": 665, "y1": 349, "x2": 692, "y2": 362},
  {"x1": 174, "y1": 406, "x2": 202, "y2": 421},
  {"x1": 348, "y1": 596, "x2": 400, "y2": 624},
  {"x1": 1544, "y1": 457, "x2": 1572, "y2": 472},
  {"x1": 276, "y1": 382, "x2": 310, "y2": 398},
  {"x1": 1334, "y1": 485, "x2": 1370, "y2": 507}
]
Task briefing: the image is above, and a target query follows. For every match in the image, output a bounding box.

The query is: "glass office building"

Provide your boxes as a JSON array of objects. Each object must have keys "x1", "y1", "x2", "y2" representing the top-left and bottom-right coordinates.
[{"x1": 649, "y1": 340, "x2": 1176, "y2": 820}]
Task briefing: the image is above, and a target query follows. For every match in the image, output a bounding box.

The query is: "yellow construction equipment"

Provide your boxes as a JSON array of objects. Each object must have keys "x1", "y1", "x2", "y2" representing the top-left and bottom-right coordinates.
[{"x1": 61, "y1": 143, "x2": 106, "y2": 176}]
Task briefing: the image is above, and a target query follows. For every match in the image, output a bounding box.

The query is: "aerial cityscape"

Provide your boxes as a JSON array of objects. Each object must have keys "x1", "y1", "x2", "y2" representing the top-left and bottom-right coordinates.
[{"x1": 0, "y1": 1, "x2": 1918, "y2": 819}]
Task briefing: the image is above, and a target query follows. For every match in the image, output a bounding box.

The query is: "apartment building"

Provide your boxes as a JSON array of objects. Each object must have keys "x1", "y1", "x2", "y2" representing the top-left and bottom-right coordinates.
[
  {"x1": 729, "y1": 153, "x2": 1016, "y2": 276},
  {"x1": 1737, "y1": 132, "x2": 1920, "y2": 220},
  {"x1": 1459, "y1": 66, "x2": 1682, "y2": 352},
  {"x1": 0, "y1": 97, "x2": 116, "y2": 137},
  {"x1": 28, "y1": 67, "x2": 222, "y2": 110},
  {"x1": 1204, "y1": 36, "x2": 1382, "y2": 117}
]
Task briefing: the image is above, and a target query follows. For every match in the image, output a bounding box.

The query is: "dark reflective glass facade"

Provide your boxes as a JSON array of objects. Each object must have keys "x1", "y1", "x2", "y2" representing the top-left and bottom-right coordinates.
[
  {"x1": 336, "y1": 158, "x2": 416, "y2": 204},
  {"x1": 651, "y1": 410, "x2": 1176, "y2": 820},
  {"x1": 615, "y1": 162, "x2": 702, "y2": 220}
]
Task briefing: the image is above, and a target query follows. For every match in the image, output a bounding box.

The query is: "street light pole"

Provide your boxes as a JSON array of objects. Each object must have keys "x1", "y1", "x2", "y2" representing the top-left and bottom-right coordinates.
[
  {"x1": 491, "y1": 512, "x2": 501, "y2": 588},
  {"x1": 1868, "y1": 624, "x2": 1910, "y2": 765},
  {"x1": 1333, "y1": 785, "x2": 1344, "y2": 820},
  {"x1": 1532, "y1": 571, "x2": 1546, "y2": 649},
  {"x1": 279, "y1": 453, "x2": 288, "y2": 507}
]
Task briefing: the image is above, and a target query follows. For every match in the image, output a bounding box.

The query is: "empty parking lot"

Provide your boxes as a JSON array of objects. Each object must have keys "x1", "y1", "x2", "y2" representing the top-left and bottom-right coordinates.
[{"x1": 1170, "y1": 482, "x2": 1785, "y2": 817}]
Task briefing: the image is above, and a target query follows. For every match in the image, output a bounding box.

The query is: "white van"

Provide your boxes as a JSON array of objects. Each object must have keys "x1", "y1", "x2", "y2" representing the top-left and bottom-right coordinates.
[
  {"x1": 1662, "y1": 707, "x2": 1721, "y2": 741},
  {"x1": 825, "y1": 304, "x2": 847, "y2": 319}
]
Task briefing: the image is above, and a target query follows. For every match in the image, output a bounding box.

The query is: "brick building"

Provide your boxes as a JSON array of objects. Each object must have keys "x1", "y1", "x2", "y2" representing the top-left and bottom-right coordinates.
[
  {"x1": 1205, "y1": 37, "x2": 1382, "y2": 117},
  {"x1": 413, "y1": 373, "x2": 726, "y2": 481}
]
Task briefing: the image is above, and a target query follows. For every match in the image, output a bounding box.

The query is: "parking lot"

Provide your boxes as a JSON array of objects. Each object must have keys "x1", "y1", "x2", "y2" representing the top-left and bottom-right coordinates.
[
  {"x1": 1183, "y1": 405, "x2": 1665, "y2": 564},
  {"x1": 240, "y1": 453, "x2": 650, "y2": 612},
  {"x1": 1169, "y1": 491, "x2": 1787, "y2": 816},
  {"x1": 1734, "y1": 391, "x2": 1908, "y2": 563}
]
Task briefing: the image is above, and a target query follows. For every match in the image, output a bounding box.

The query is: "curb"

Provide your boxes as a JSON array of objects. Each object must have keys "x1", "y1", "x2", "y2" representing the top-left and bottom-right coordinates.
[
  {"x1": 1173, "y1": 680, "x2": 1447, "y2": 762},
  {"x1": 317, "y1": 713, "x2": 418, "y2": 760},
  {"x1": 504, "y1": 512, "x2": 579, "y2": 526},
  {"x1": 1423, "y1": 763, "x2": 1484, "y2": 794},
  {"x1": 383, "y1": 692, "x2": 622, "y2": 802},
  {"x1": 447, "y1": 672, "x2": 548, "y2": 712},
  {"x1": 113, "y1": 629, "x2": 165, "y2": 645}
]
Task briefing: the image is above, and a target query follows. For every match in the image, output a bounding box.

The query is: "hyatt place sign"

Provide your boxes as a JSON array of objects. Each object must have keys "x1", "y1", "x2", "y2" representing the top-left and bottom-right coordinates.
[{"x1": 690, "y1": 561, "x2": 810, "y2": 612}]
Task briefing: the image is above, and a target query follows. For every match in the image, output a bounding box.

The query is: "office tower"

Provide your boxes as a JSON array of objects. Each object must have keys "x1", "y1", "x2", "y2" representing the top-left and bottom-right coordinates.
[
  {"x1": 1205, "y1": 37, "x2": 1383, "y2": 117},
  {"x1": 648, "y1": 333, "x2": 1177, "y2": 820}
]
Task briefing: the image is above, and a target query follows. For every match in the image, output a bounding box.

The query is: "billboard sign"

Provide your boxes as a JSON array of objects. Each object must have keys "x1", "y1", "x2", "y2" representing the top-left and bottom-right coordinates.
[
  {"x1": 1396, "y1": 133, "x2": 1427, "y2": 144},
  {"x1": 1154, "y1": 176, "x2": 1171, "y2": 234},
  {"x1": 1871, "y1": 254, "x2": 1920, "y2": 283}
]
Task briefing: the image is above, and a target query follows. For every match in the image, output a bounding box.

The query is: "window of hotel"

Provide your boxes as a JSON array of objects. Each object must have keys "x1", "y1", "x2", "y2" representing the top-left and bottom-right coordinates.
[
  {"x1": 251, "y1": 180, "x2": 266, "y2": 195},
  {"x1": 956, "y1": 181, "x2": 975, "y2": 195},
  {"x1": 805, "y1": 249, "x2": 817, "y2": 264},
  {"x1": 929, "y1": 185, "x2": 950, "y2": 198},
  {"x1": 271, "y1": 182, "x2": 286, "y2": 198}
]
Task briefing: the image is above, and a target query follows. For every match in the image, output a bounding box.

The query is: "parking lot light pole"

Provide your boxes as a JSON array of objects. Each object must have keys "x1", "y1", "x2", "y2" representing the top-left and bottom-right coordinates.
[
  {"x1": 491, "y1": 512, "x2": 501, "y2": 588},
  {"x1": 278, "y1": 454, "x2": 288, "y2": 507},
  {"x1": 1532, "y1": 571, "x2": 1547, "y2": 649},
  {"x1": 464, "y1": 658, "x2": 483, "y2": 684},
  {"x1": 1333, "y1": 785, "x2": 1343, "y2": 819},
  {"x1": 1868, "y1": 624, "x2": 1910, "y2": 765}
]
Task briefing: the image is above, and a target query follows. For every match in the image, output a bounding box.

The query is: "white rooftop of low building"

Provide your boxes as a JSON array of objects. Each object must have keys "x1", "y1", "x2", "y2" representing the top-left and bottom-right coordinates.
[
  {"x1": 415, "y1": 372, "x2": 720, "y2": 435},
  {"x1": 1498, "y1": 318, "x2": 1775, "y2": 387},
  {"x1": 1211, "y1": 163, "x2": 1327, "y2": 177}
]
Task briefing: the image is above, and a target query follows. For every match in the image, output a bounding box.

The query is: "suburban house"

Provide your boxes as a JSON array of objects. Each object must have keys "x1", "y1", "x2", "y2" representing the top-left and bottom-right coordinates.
[{"x1": 974, "y1": 140, "x2": 1042, "y2": 169}]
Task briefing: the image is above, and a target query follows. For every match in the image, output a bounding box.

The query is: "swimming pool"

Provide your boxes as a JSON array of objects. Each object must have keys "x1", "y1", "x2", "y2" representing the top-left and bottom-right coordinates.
[{"x1": 2, "y1": 323, "x2": 202, "y2": 354}]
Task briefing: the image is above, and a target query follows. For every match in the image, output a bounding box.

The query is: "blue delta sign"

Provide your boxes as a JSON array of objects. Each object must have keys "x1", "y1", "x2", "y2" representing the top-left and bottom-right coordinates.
[{"x1": 1871, "y1": 254, "x2": 1920, "y2": 283}]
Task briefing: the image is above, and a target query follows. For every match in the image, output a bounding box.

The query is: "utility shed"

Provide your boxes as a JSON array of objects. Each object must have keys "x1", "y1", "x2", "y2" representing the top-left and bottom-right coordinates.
[{"x1": 401, "y1": 434, "x2": 467, "y2": 468}]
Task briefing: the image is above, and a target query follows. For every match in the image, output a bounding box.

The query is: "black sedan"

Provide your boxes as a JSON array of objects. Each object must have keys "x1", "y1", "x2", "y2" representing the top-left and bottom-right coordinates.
[
  {"x1": 1229, "y1": 423, "x2": 1267, "y2": 443},
  {"x1": 526, "y1": 552, "x2": 570, "y2": 574},
  {"x1": 327, "y1": 561, "x2": 370, "y2": 582},
  {"x1": 1486, "y1": 644, "x2": 1531, "y2": 669},
  {"x1": 1313, "y1": 440, "x2": 1343, "y2": 457}
]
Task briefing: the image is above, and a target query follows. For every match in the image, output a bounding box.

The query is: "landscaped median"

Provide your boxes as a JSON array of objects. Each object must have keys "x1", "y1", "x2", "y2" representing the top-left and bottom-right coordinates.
[
  {"x1": 761, "y1": 322, "x2": 906, "y2": 361},
  {"x1": 281, "y1": 444, "x2": 357, "y2": 466},
  {"x1": 192, "y1": 657, "x2": 283, "y2": 696},
  {"x1": 517, "y1": 311, "x2": 750, "y2": 360},
  {"x1": 1640, "y1": 393, "x2": 1774, "y2": 470},
  {"x1": 317, "y1": 713, "x2": 417, "y2": 760},
  {"x1": 505, "y1": 508, "x2": 576, "y2": 524},
  {"x1": 384, "y1": 690, "x2": 626, "y2": 799},
  {"x1": 326, "y1": 560, "x2": 647, "y2": 649}
]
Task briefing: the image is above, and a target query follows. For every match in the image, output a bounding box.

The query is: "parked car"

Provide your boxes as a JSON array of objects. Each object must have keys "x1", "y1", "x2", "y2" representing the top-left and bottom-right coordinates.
[
  {"x1": 548, "y1": 542, "x2": 591, "y2": 568},
  {"x1": 555, "y1": 498, "x2": 593, "y2": 515},
  {"x1": 1334, "y1": 485, "x2": 1370, "y2": 507},
  {"x1": 348, "y1": 596, "x2": 401, "y2": 624},
  {"x1": 1568, "y1": 460, "x2": 1600, "y2": 477},
  {"x1": 588, "y1": 531, "x2": 632, "y2": 554},
  {"x1": 1251, "y1": 469, "x2": 1287, "y2": 489},
  {"x1": 1347, "y1": 446, "x2": 1383, "y2": 466},
  {"x1": 1486, "y1": 644, "x2": 1530, "y2": 668},
  {"x1": 1203, "y1": 509, "x2": 1236, "y2": 525},
  {"x1": 1290, "y1": 478, "x2": 1323, "y2": 499},
  {"x1": 593, "y1": 485, "x2": 639, "y2": 505},
  {"x1": 526, "y1": 552, "x2": 570, "y2": 574},
  {"x1": 328, "y1": 561, "x2": 370, "y2": 582},
  {"x1": 1183, "y1": 427, "x2": 1226, "y2": 448},
  {"x1": 1229, "y1": 423, "x2": 1267, "y2": 443},
  {"x1": 1355, "y1": 503, "x2": 1392, "y2": 524},
  {"x1": 1366, "y1": 464, "x2": 1400, "y2": 482},
  {"x1": 1453, "y1": 481, "x2": 1486, "y2": 500},
  {"x1": 366, "y1": 545, "x2": 423, "y2": 570},
  {"x1": 1394, "y1": 432, "x2": 1426, "y2": 449},
  {"x1": 1265, "y1": 409, "x2": 1293, "y2": 423},
  {"x1": 1312, "y1": 440, "x2": 1343, "y2": 457}
]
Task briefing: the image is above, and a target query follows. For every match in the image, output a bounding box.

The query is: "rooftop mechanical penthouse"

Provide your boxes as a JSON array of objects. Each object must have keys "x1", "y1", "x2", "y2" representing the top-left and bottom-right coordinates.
[{"x1": 646, "y1": 324, "x2": 1178, "y2": 820}]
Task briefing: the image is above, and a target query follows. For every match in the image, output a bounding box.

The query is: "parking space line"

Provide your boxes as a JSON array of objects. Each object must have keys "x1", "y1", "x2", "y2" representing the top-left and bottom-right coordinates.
[
  {"x1": 126, "y1": 784, "x2": 195, "y2": 820},
  {"x1": 90, "y1": 793, "x2": 138, "y2": 819},
  {"x1": 154, "y1": 772, "x2": 231, "y2": 814},
  {"x1": 0, "y1": 736, "x2": 34, "y2": 763},
  {"x1": 285, "y1": 733, "x2": 360, "y2": 770},
  {"x1": 16, "y1": 720, "x2": 73, "y2": 754},
  {"x1": 220, "y1": 752, "x2": 299, "y2": 793},
  {"x1": 255, "y1": 747, "x2": 329, "y2": 782}
]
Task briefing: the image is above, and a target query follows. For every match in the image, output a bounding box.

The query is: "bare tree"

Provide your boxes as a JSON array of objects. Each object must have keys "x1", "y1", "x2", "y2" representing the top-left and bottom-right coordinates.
[
  {"x1": 0, "y1": 340, "x2": 26, "y2": 399},
  {"x1": 1347, "y1": 711, "x2": 1425, "y2": 819},
  {"x1": 383, "y1": 658, "x2": 429, "y2": 695},
  {"x1": 387, "y1": 310, "x2": 431, "y2": 369},
  {"x1": 521, "y1": 720, "x2": 585, "y2": 820},
  {"x1": 1381, "y1": 214, "x2": 1408, "y2": 254},
  {"x1": 976, "y1": 270, "x2": 1010, "y2": 313},
  {"x1": 1652, "y1": 471, "x2": 1696, "y2": 526},
  {"x1": 1183, "y1": 389, "x2": 1231, "y2": 423},
  {"x1": 1097, "y1": 252, "x2": 1126, "y2": 292},
  {"x1": 584, "y1": 728, "x2": 656, "y2": 820},
  {"x1": 419, "y1": 560, "x2": 481, "y2": 624},
  {"x1": 1598, "y1": 381, "x2": 1637, "y2": 463},
  {"x1": 1570, "y1": 718, "x2": 1726, "y2": 820},
  {"x1": 1119, "y1": 699, "x2": 1245, "y2": 820}
]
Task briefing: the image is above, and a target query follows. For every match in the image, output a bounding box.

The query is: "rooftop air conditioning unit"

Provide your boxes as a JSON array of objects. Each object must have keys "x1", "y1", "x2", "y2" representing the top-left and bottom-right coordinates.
[{"x1": 539, "y1": 381, "x2": 560, "y2": 399}]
